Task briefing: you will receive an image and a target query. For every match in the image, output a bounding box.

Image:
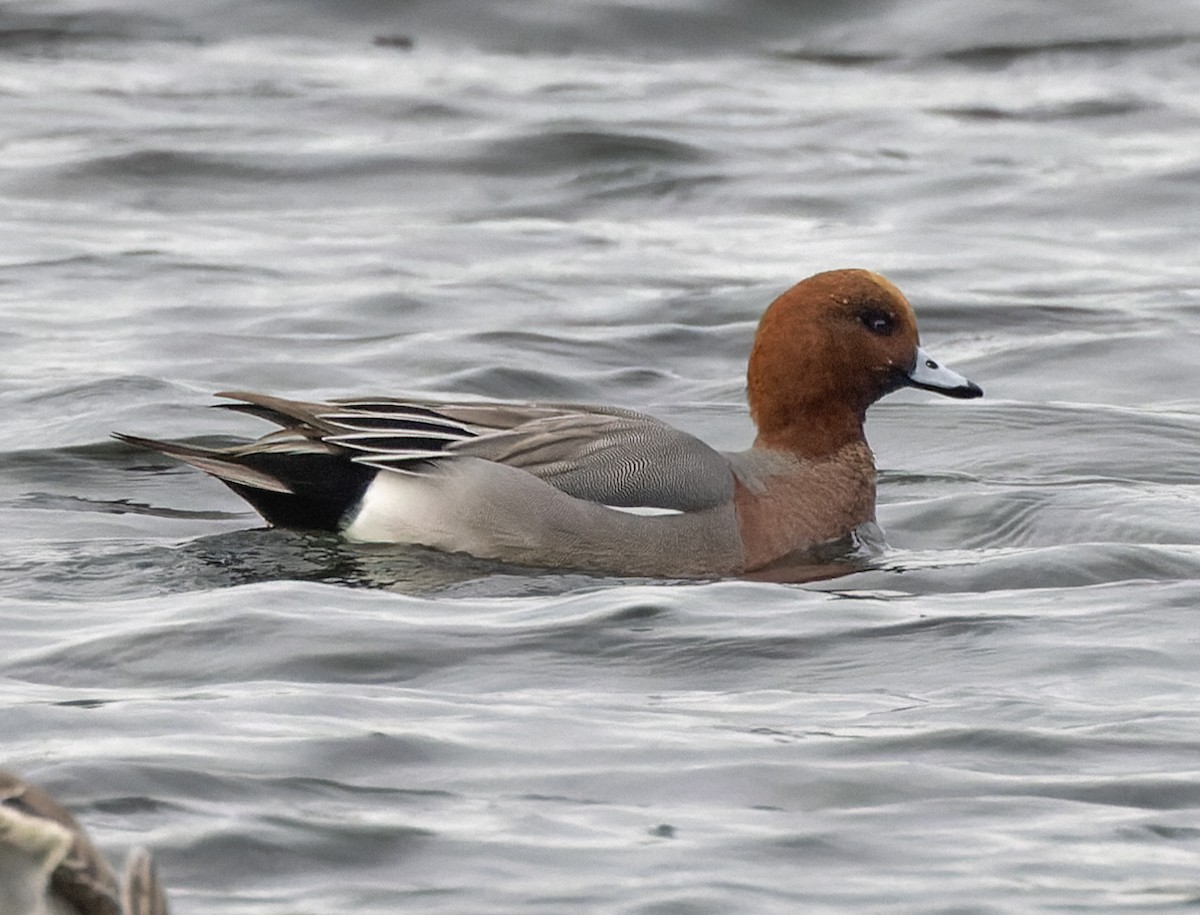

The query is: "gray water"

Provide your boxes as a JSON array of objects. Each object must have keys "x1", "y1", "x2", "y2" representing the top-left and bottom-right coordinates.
[{"x1": 4, "y1": 1, "x2": 1200, "y2": 911}]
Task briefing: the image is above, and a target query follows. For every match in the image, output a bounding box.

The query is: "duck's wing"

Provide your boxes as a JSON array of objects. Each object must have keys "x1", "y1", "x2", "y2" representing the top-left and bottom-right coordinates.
[
  {"x1": 214, "y1": 392, "x2": 736, "y2": 512},
  {"x1": 441, "y1": 405, "x2": 734, "y2": 511},
  {"x1": 0, "y1": 771, "x2": 124, "y2": 915}
]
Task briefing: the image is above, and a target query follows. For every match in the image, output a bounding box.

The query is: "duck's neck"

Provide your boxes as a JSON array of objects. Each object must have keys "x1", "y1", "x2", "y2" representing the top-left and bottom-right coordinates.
[{"x1": 752, "y1": 407, "x2": 868, "y2": 460}]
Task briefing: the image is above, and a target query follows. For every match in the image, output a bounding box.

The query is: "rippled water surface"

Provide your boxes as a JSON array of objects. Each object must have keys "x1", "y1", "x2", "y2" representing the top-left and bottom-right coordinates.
[{"x1": 4, "y1": 1, "x2": 1200, "y2": 911}]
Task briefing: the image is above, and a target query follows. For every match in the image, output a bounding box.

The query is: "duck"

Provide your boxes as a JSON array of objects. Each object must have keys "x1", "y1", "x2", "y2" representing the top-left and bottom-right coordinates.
[
  {"x1": 0, "y1": 770, "x2": 169, "y2": 915},
  {"x1": 116, "y1": 268, "x2": 981, "y2": 578}
]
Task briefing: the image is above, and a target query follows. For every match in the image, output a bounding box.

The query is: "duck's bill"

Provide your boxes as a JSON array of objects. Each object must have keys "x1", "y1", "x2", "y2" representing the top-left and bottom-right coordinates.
[{"x1": 906, "y1": 345, "x2": 983, "y2": 399}]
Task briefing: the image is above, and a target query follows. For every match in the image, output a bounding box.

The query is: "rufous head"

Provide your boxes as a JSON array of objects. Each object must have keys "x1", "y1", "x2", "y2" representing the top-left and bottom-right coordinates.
[{"x1": 747, "y1": 269, "x2": 981, "y2": 457}]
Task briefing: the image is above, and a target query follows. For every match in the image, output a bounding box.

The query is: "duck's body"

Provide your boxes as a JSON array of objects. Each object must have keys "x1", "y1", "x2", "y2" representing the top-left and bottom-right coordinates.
[
  {"x1": 118, "y1": 269, "x2": 981, "y2": 577},
  {"x1": 0, "y1": 771, "x2": 168, "y2": 915}
]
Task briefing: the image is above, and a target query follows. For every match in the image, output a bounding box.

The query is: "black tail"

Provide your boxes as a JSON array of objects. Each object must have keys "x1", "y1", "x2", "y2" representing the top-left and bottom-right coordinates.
[{"x1": 114, "y1": 433, "x2": 375, "y2": 531}]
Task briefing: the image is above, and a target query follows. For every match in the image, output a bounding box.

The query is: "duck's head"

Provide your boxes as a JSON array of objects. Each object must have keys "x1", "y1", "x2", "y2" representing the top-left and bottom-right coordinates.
[{"x1": 747, "y1": 268, "x2": 982, "y2": 457}]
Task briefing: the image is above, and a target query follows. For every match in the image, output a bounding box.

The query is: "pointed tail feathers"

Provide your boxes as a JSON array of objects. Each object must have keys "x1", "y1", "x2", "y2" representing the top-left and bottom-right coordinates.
[
  {"x1": 113, "y1": 433, "x2": 292, "y2": 494},
  {"x1": 114, "y1": 432, "x2": 376, "y2": 531}
]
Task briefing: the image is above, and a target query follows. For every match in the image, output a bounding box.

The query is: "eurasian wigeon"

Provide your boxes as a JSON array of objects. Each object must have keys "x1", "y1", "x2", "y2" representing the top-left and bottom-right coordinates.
[
  {"x1": 0, "y1": 770, "x2": 169, "y2": 915},
  {"x1": 117, "y1": 269, "x2": 981, "y2": 577}
]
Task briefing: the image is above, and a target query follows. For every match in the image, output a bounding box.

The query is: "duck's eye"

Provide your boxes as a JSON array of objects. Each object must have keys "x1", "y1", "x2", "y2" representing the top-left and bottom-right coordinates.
[{"x1": 859, "y1": 310, "x2": 895, "y2": 336}]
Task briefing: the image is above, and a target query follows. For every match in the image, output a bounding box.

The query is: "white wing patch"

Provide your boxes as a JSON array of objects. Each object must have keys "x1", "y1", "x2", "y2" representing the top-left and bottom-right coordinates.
[{"x1": 604, "y1": 505, "x2": 683, "y2": 516}]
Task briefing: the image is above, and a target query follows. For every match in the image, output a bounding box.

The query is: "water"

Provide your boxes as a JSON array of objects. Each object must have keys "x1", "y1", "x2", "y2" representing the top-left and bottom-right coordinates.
[{"x1": 4, "y1": 1, "x2": 1200, "y2": 911}]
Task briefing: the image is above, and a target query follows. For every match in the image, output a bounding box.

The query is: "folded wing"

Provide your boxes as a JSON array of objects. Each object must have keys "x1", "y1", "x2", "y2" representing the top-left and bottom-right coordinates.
[{"x1": 214, "y1": 391, "x2": 735, "y2": 512}]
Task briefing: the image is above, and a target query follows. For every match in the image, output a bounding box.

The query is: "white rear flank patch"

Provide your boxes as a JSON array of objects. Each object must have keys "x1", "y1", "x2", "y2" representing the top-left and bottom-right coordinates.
[{"x1": 342, "y1": 470, "x2": 453, "y2": 546}]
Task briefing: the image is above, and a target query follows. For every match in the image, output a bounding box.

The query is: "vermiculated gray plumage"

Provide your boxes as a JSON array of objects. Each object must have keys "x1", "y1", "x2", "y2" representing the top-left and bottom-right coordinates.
[{"x1": 117, "y1": 391, "x2": 737, "y2": 528}]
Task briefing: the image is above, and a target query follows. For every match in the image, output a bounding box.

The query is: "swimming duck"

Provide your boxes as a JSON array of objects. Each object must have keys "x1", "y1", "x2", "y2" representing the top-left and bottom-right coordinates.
[{"x1": 117, "y1": 269, "x2": 981, "y2": 577}]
